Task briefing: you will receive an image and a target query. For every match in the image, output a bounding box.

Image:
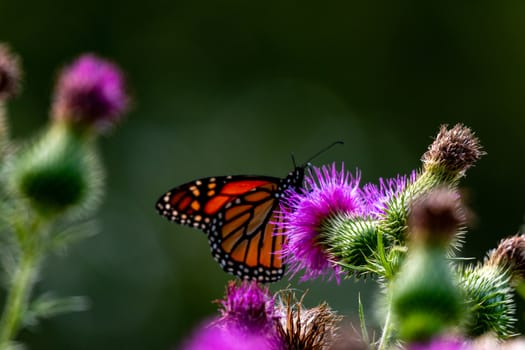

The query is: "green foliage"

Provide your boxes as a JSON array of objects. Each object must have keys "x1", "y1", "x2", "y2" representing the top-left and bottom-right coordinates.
[{"x1": 24, "y1": 294, "x2": 89, "y2": 327}]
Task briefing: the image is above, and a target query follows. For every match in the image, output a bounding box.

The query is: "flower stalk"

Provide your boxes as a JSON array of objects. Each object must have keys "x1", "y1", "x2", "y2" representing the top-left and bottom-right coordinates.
[
  {"x1": 0, "y1": 46, "x2": 129, "y2": 348},
  {"x1": 0, "y1": 245, "x2": 40, "y2": 347},
  {"x1": 377, "y1": 298, "x2": 394, "y2": 350}
]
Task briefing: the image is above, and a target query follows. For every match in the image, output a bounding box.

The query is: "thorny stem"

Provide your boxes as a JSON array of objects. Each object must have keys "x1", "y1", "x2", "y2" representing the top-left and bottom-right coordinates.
[
  {"x1": 0, "y1": 217, "x2": 45, "y2": 349},
  {"x1": 377, "y1": 302, "x2": 394, "y2": 350},
  {"x1": 0, "y1": 252, "x2": 38, "y2": 348}
]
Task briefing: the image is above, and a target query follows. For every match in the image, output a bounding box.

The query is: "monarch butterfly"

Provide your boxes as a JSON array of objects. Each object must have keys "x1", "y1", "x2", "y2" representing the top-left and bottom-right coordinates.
[{"x1": 155, "y1": 142, "x2": 342, "y2": 283}]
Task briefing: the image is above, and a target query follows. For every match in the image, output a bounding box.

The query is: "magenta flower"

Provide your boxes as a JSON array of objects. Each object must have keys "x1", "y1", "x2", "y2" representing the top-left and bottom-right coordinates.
[
  {"x1": 0, "y1": 43, "x2": 21, "y2": 100},
  {"x1": 278, "y1": 163, "x2": 364, "y2": 282},
  {"x1": 52, "y1": 54, "x2": 128, "y2": 132},
  {"x1": 181, "y1": 321, "x2": 276, "y2": 350},
  {"x1": 408, "y1": 337, "x2": 469, "y2": 350},
  {"x1": 218, "y1": 280, "x2": 276, "y2": 333},
  {"x1": 361, "y1": 171, "x2": 417, "y2": 218},
  {"x1": 182, "y1": 281, "x2": 284, "y2": 350}
]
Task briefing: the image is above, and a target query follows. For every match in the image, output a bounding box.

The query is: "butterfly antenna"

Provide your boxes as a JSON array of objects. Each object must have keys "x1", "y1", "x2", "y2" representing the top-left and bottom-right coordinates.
[
  {"x1": 291, "y1": 153, "x2": 297, "y2": 168},
  {"x1": 304, "y1": 141, "x2": 344, "y2": 165}
]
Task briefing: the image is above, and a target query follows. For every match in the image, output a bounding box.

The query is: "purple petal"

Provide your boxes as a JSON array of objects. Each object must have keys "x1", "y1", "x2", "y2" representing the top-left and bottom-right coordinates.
[
  {"x1": 181, "y1": 320, "x2": 281, "y2": 350},
  {"x1": 278, "y1": 163, "x2": 364, "y2": 282}
]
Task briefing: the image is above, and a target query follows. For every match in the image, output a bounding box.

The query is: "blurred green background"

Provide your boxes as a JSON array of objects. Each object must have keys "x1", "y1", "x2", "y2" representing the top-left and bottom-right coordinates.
[{"x1": 2, "y1": 1, "x2": 525, "y2": 348}]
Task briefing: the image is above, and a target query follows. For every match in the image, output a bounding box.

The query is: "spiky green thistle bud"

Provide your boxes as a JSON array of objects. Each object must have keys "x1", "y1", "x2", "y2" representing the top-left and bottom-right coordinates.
[
  {"x1": 391, "y1": 188, "x2": 465, "y2": 342},
  {"x1": 459, "y1": 264, "x2": 516, "y2": 338},
  {"x1": 391, "y1": 247, "x2": 463, "y2": 342},
  {"x1": 8, "y1": 123, "x2": 103, "y2": 217},
  {"x1": 321, "y1": 216, "x2": 382, "y2": 278}
]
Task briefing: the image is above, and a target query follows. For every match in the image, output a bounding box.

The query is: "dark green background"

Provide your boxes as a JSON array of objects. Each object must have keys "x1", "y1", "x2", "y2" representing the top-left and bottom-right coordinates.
[{"x1": 2, "y1": 1, "x2": 525, "y2": 348}]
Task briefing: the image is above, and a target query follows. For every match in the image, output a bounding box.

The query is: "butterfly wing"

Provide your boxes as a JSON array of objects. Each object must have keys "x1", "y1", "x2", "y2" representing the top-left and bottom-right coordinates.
[{"x1": 156, "y1": 174, "x2": 293, "y2": 282}]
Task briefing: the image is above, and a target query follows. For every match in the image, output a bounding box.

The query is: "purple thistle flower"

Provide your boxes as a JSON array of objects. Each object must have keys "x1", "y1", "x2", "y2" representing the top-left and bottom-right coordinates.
[
  {"x1": 217, "y1": 280, "x2": 276, "y2": 334},
  {"x1": 52, "y1": 54, "x2": 128, "y2": 132},
  {"x1": 361, "y1": 171, "x2": 417, "y2": 218},
  {"x1": 181, "y1": 320, "x2": 277, "y2": 350},
  {"x1": 408, "y1": 337, "x2": 469, "y2": 350},
  {"x1": 278, "y1": 163, "x2": 364, "y2": 282},
  {"x1": 0, "y1": 43, "x2": 21, "y2": 100}
]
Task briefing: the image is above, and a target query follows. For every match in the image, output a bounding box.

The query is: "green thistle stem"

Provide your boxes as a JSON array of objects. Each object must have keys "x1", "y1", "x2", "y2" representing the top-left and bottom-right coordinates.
[
  {"x1": 0, "y1": 102, "x2": 9, "y2": 159},
  {"x1": 0, "y1": 248, "x2": 39, "y2": 348},
  {"x1": 378, "y1": 297, "x2": 394, "y2": 350},
  {"x1": 0, "y1": 215, "x2": 46, "y2": 349}
]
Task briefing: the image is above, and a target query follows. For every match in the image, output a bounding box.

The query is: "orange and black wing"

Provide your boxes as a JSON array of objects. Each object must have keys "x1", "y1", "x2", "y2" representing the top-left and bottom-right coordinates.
[
  {"x1": 156, "y1": 175, "x2": 284, "y2": 281},
  {"x1": 155, "y1": 168, "x2": 305, "y2": 282}
]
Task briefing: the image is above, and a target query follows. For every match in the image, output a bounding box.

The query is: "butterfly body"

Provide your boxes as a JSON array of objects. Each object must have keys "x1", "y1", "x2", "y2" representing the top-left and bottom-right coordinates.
[{"x1": 156, "y1": 167, "x2": 305, "y2": 282}]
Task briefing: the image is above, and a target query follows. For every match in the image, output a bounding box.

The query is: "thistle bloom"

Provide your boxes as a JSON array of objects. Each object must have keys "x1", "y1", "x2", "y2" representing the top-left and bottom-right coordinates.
[
  {"x1": 217, "y1": 281, "x2": 276, "y2": 334},
  {"x1": 279, "y1": 163, "x2": 363, "y2": 282},
  {"x1": 408, "y1": 337, "x2": 469, "y2": 350},
  {"x1": 183, "y1": 281, "x2": 283, "y2": 350},
  {"x1": 361, "y1": 171, "x2": 417, "y2": 219},
  {"x1": 181, "y1": 321, "x2": 273, "y2": 350},
  {"x1": 279, "y1": 163, "x2": 418, "y2": 281},
  {"x1": 0, "y1": 43, "x2": 21, "y2": 100},
  {"x1": 52, "y1": 54, "x2": 128, "y2": 132}
]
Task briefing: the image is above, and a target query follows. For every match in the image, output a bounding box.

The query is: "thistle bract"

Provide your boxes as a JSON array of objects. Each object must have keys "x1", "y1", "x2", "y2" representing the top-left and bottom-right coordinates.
[
  {"x1": 459, "y1": 264, "x2": 516, "y2": 338},
  {"x1": 9, "y1": 123, "x2": 102, "y2": 217}
]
